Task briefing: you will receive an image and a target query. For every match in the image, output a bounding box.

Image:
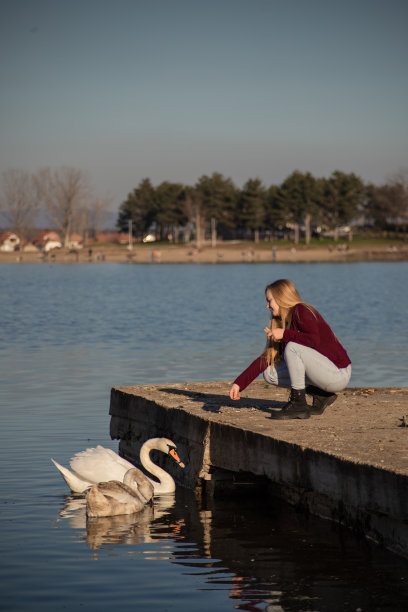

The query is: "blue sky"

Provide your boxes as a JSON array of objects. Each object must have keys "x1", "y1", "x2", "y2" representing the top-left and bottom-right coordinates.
[{"x1": 1, "y1": 0, "x2": 407, "y2": 209}]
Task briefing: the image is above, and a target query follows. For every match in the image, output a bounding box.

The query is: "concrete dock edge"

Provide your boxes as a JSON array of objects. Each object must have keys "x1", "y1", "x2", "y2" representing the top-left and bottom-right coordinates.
[{"x1": 109, "y1": 381, "x2": 408, "y2": 558}]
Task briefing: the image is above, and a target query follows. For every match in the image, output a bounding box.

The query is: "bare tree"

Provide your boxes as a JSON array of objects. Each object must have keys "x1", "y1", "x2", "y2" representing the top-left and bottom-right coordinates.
[
  {"x1": 36, "y1": 166, "x2": 89, "y2": 246},
  {"x1": 0, "y1": 169, "x2": 39, "y2": 249},
  {"x1": 382, "y1": 168, "x2": 408, "y2": 232},
  {"x1": 78, "y1": 195, "x2": 111, "y2": 243},
  {"x1": 388, "y1": 167, "x2": 408, "y2": 189}
]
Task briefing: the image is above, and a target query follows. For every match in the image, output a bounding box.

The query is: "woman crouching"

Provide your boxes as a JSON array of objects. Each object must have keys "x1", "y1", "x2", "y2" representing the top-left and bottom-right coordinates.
[{"x1": 229, "y1": 279, "x2": 351, "y2": 419}]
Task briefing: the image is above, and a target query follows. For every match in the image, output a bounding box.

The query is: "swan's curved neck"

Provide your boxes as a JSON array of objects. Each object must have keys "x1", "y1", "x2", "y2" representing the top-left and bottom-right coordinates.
[{"x1": 140, "y1": 440, "x2": 175, "y2": 494}]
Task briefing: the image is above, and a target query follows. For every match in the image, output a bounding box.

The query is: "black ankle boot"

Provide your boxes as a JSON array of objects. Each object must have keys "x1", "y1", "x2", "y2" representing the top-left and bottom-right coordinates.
[
  {"x1": 274, "y1": 388, "x2": 310, "y2": 420},
  {"x1": 306, "y1": 385, "x2": 337, "y2": 415}
]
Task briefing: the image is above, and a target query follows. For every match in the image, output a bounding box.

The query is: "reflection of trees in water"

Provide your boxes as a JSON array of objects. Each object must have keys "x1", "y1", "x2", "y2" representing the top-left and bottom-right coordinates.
[{"x1": 58, "y1": 489, "x2": 408, "y2": 612}]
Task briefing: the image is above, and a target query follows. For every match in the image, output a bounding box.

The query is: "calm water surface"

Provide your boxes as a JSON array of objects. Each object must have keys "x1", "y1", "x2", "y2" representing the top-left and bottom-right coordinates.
[{"x1": 1, "y1": 262, "x2": 408, "y2": 612}]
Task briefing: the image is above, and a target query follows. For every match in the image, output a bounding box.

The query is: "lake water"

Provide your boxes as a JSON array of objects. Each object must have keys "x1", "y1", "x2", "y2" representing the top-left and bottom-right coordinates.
[{"x1": 1, "y1": 261, "x2": 408, "y2": 612}]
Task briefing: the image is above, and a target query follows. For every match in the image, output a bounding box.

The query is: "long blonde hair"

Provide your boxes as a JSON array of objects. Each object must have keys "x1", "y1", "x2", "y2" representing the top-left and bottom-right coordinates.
[{"x1": 263, "y1": 279, "x2": 303, "y2": 366}]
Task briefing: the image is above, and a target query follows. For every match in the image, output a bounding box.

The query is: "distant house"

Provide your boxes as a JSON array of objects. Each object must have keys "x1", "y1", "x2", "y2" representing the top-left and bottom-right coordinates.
[
  {"x1": 23, "y1": 242, "x2": 39, "y2": 252},
  {"x1": 96, "y1": 231, "x2": 129, "y2": 244},
  {"x1": 43, "y1": 239, "x2": 63, "y2": 252},
  {"x1": 66, "y1": 233, "x2": 83, "y2": 249},
  {"x1": 33, "y1": 231, "x2": 63, "y2": 252},
  {"x1": 0, "y1": 232, "x2": 20, "y2": 251}
]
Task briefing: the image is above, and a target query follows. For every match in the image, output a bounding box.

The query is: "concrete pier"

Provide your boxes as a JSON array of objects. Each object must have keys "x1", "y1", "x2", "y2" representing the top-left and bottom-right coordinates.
[{"x1": 109, "y1": 381, "x2": 408, "y2": 558}]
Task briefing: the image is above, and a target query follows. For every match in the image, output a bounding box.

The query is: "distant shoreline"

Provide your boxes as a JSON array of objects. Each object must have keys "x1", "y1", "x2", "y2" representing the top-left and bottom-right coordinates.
[{"x1": 1, "y1": 242, "x2": 407, "y2": 265}]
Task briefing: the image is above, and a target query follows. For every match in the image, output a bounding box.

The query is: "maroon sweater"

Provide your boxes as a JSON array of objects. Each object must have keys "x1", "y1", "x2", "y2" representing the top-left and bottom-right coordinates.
[{"x1": 234, "y1": 303, "x2": 351, "y2": 391}]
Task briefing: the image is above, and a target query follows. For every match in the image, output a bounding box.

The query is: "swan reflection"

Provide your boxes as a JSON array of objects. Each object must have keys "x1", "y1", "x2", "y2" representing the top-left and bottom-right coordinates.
[
  {"x1": 58, "y1": 492, "x2": 178, "y2": 551},
  {"x1": 86, "y1": 506, "x2": 155, "y2": 550}
]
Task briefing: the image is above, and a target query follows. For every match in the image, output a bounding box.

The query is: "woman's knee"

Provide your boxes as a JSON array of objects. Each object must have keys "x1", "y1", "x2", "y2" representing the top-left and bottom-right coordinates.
[
  {"x1": 324, "y1": 365, "x2": 352, "y2": 393},
  {"x1": 284, "y1": 341, "x2": 300, "y2": 359},
  {"x1": 263, "y1": 364, "x2": 291, "y2": 388}
]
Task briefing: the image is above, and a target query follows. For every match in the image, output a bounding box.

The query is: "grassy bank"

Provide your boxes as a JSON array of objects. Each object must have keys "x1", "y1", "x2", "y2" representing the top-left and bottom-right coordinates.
[{"x1": 1, "y1": 236, "x2": 407, "y2": 264}]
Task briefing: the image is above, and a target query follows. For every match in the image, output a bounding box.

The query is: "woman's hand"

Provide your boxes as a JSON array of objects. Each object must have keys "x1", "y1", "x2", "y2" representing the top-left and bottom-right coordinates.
[
  {"x1": 230, "y1": 383, "x2": 241, "y2": 400},
  {"x1": 266, "y1": 327, "x2": 284, "y2": 341}
]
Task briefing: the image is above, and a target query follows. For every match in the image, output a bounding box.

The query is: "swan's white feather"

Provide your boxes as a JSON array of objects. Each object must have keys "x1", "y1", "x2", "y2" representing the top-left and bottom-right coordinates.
[
  {"x1": 70, "y1": 446, "x2": 133, "y2": 483},
  {"x1": 52, "y1": 438, "x2": 184, "y2": 495},
  {"x1": 51, "y1": 458, "x2": 93, "y2": 493}
]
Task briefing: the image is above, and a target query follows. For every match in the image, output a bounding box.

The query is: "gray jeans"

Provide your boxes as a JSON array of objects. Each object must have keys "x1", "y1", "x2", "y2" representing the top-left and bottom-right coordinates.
[{"x1": 263, "y1": 341, "x2": 351, "y2": 392}]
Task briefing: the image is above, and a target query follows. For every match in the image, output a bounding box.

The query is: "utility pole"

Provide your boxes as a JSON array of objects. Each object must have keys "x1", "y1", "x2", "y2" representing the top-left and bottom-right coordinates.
[{"x1": 128, "y1": 219, "x2": 133, "y2": 250}]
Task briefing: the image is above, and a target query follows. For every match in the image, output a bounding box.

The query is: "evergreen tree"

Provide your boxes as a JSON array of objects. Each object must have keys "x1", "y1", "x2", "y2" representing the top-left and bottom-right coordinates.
[
  {"x1": 195, "y1": 172, "x2": 237, "y2": 241},
  {"x1": 321, "y1": 171, "x2": 364, "y2": 239},
  {"x1": 236, "y1": 178, "x2": 266, "y2": 242},
  {"x1": 117, "y1": 178, "x2": 155, "y2": 239},
  {"x1": 275, "y1": 170, "x2": 320, "y2": 244},
  {"x1": 153, "y1": 181, "x2": 186, "y2": 241},
  {"x1": 264, "y1": 184, "x2": 285, "y2": 238}
]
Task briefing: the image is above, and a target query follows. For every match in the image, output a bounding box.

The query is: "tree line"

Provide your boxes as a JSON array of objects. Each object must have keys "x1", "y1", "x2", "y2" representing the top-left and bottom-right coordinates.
[
  {"x1": 1, "y1": 166, "x2": 407, "y2": 249},
  {"x1": 117, "y1": 169, "x2": 408, "y2": 244}
]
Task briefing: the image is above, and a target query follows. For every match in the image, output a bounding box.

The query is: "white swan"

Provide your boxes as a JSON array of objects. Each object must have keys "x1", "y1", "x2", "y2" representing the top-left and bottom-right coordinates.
[
  {"x1": 52, "y1": 438, "x2": 185, "y2": 495},
  {"x1": 86, "y1": 470, "x2": 152, "y2": 518}
]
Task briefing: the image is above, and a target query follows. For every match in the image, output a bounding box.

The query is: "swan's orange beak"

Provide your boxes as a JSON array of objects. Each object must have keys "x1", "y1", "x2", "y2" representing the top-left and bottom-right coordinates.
[{"x1": 169, "y1": 448, "x2": 185, "y2": 468}]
